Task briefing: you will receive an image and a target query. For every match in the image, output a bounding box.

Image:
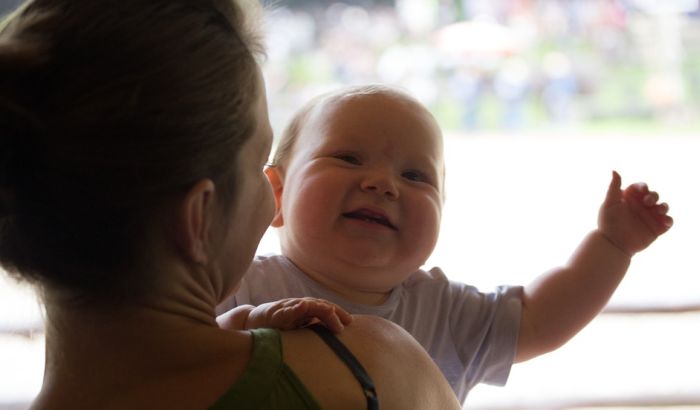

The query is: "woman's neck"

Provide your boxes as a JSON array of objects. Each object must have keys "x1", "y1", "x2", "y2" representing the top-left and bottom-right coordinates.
[
  {"x1": 43, "y1": 300, "x2": 212, "y2": 375},
  {"x1": 37, "y1": 262, "x2": 231, "y2": 397},
  {"x1": 35, "y1": 302, "x2": 250, "y2": 410}
]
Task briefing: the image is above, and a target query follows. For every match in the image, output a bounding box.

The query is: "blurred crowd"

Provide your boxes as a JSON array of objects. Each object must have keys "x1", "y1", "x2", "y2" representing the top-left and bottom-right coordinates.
[
  {"x1": 0, "y1": 0, "x2": 698, "y2": 132},
  {"x1": 263, "y1": 0, "x2": 700, "y2": 133}
]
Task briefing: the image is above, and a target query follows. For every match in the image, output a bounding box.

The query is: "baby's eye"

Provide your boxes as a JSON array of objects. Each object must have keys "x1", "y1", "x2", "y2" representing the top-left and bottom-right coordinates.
[
  {"x1": 402, "y1": 170, "x2": 428, "y2": 183},
  {"x1": 334, "y1": 153, "x2": 361, "y2": 165}
]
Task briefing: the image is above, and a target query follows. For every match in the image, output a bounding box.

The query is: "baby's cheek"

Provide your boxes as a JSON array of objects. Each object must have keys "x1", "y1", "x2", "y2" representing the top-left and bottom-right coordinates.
[{"x1": 407, "y1": 202, "x2": 441, "y2": 255}]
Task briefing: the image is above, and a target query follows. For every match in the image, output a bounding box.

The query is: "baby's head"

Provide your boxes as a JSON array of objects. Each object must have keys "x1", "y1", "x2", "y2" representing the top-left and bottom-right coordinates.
[{"x1": 266, "y1": 85, "x2": 445, "y2": 302}]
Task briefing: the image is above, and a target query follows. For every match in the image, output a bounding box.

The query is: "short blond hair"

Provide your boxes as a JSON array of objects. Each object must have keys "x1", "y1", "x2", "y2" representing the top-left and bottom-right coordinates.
[{"x1": 272, "y1": 84, "x2": 431, "y2": 170}]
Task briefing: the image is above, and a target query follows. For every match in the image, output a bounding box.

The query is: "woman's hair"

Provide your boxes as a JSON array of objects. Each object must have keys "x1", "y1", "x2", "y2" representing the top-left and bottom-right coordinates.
[{"x1": 0, "y1": 0, "x2": 265, "y2": 302}]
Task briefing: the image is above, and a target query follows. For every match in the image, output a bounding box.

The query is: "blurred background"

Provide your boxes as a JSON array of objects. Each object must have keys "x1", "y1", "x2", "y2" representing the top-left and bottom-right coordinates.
[
  {"x1": 1, "y1": 0, "x2": 699, "y2": 409},
  {"x1": 260, "y1": 0, "x2": 700, "y2": 135}
]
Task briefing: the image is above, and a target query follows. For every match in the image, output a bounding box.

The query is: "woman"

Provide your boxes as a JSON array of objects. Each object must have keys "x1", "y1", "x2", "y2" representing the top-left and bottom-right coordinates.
[{"x1": 0, "y1": 0, "x2": 461, "y2": 408}]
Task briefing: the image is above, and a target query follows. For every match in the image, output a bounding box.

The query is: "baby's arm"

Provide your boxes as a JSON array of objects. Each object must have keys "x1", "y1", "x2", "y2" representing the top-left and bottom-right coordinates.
[
  {"x1": 516, "y1": 171, "x2": 673, "y2": 362},
  {"x1": 217, "y1": 297, "x2": 353, "y2": 333}
]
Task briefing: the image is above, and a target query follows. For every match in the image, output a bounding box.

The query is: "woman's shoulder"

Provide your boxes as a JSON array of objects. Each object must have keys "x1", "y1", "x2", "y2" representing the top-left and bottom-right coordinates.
[
  {"x1": 210, "y1": 328, "x2": 323, "y2": 410},
  {"x1": 281, "y1": 315, "x2": 462, "y2": 410}
]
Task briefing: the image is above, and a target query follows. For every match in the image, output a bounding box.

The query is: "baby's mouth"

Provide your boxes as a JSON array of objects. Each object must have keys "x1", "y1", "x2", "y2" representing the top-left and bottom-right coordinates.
[{"x1": 342, "y1": 209, "x2": 398, "y2": 231}]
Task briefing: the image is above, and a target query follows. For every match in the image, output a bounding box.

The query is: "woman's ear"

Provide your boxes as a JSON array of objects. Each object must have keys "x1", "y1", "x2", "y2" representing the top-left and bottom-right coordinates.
[
  {"x1": 264, "y1": 166, "x2": 285, "y2": 227},
  {"x1": 175, "y1": 179, "x2": 216, "y2": 264}
]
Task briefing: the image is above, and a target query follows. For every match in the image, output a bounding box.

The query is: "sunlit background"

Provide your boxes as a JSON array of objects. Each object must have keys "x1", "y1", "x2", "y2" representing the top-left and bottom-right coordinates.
[{"x1": 1, "y1": 0, "x2": 699, "y2": 409}]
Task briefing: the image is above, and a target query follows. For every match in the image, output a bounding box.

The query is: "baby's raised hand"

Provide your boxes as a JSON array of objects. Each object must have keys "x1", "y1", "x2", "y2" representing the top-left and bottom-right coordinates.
[
  {"x1": 217, "y1": 298, "x2": 353, "y2": 333},
  {"x1": 598, "y1": 171, "x2": 673, "y2": 256}
]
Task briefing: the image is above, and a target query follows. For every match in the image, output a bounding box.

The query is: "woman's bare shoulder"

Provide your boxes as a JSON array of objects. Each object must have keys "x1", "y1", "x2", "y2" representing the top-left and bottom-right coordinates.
[{"x1": 282, "y1": 315, "x2": 461, "y2": 410}]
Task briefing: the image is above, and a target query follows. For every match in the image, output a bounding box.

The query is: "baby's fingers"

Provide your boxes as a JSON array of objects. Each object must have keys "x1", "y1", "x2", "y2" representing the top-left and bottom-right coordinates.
[
  {"x1": 642, "y1": 191, "x2": 659, "y2": 206},
  {"x1": 282, "y1": 299, "x2": 352, "y2": 333},
  {"x1": 625, "y1": 183, "x2": 664, "y2": 211},
  {"x1": 654, "y1": 203, "x2": 674, "y2": 234},
  {"x1": 602, "y1": 170, "x2": 623, "y2": 207},
  {"x1": 622, "y1": 182, "x2": 649, "y2": 201},
  {"x1": 300, "y1": 299, "x2": 353, "y2": 333},
  {"x1": 623, "y1": 185, "x2": 673, "y2": 235}
]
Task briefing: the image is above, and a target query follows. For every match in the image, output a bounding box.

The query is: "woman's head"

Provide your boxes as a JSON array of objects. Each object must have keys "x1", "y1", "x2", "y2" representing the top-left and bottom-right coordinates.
[{"x1": 0, "y1": 0, "x2": 267, "y2": 303}]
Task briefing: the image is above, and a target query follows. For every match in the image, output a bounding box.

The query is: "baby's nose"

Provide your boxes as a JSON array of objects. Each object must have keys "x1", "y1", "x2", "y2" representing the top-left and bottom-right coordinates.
[{"x1": 361, "y1": 172, "x2": 399, "y2": 199}]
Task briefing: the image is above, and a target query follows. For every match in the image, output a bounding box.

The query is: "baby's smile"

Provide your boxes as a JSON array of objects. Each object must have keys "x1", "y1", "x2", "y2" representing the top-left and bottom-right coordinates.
[{"x1": 342, "y1": 208, "x2": 398, "y2": 230}]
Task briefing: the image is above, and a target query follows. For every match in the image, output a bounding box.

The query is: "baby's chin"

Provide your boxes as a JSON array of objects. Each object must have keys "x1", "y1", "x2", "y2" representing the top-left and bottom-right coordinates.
[{"x1": 314, "y1": 271, "x2": 408, "y2": 306}]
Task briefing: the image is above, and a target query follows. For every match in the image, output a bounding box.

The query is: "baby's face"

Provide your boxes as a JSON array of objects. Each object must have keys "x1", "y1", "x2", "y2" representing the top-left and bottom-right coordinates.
[{"x1": 276, "y1": 92, "x2": 445, "y2": 297}]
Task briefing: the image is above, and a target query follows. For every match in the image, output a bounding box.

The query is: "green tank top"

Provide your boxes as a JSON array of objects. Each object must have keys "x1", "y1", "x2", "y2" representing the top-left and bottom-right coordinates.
[{"x1": 208, "y1": 328, "x2": 321, "y2": 410}]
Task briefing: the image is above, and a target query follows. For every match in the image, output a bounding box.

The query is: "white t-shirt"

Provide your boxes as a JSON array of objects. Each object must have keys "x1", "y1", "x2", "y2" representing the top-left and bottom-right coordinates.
[{"x1": 219, "y1": 254, "x2": 523, "y2": 403}]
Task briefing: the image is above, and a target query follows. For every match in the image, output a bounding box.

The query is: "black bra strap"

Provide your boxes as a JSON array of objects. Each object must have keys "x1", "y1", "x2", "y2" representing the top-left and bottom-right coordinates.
[{"x1": 308, "y1": 324, "x2": 379, "y2": 410}]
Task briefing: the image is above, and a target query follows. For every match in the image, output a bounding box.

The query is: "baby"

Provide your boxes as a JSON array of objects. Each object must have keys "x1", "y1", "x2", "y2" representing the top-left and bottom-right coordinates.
[{"x1": 218, "y1": 84, "x2": 673, "y2": 402}]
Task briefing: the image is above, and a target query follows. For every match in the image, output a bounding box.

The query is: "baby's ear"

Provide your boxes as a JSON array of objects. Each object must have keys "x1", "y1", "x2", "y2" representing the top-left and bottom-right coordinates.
[{"x1": 264, "y1": 166, "x2": 285, "y2": 227}]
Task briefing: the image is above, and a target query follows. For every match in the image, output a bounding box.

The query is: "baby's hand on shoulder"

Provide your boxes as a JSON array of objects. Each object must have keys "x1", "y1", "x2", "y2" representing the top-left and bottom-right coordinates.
[
  {"x1": 598, "y1": 171, "x2": 673, "y2": 256},
  {"x1": 218, "y1": 298, "x2": 353, "y2": 333}
]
